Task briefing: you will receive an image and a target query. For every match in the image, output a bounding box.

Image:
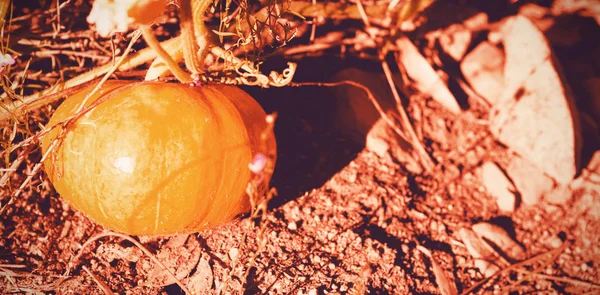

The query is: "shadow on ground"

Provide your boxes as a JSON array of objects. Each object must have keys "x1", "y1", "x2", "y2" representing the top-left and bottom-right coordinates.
[{"x1": 242, "y1": 56, "x2": 384, "y2": 208}]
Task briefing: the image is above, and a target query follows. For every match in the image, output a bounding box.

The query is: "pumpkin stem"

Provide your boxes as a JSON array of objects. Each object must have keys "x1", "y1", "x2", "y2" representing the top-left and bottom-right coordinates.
[
  {"x1": 140, "y1": 25, "x2": 192, "y2": 83},
  {"x1": 179, "y1": 0, "x2": 203, "y2": 77},
  {"x1": 191, "y1": 0, "x2": 215, "y2": 68},
  {"x1": 178, "y1": 0, "x2": 214, "y2": 78}
]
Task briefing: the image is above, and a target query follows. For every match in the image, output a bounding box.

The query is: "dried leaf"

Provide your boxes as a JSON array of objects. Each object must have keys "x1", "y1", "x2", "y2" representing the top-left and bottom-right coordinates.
[
  {"x1": 395, "y1": 36, "x2": 461, "y2": 114},
  {"x1": 186, "y1": 254, "x2": 213, "y2": 293},
  {"x1": 211, "y1": 30, "x2": 239, "y2": 37},
  {"x1": 472, "y1": 222, "x2": 526, "y2": 261},
  {"x1": 145, "y1": 235, "x2": 201, "y2": 287},
  {"x1": 490, "y1": 15, "x2": 581, "y2": 185},
  {"x1": 457, "y1": 228, "x2": 506, "y2": 278},
  {"x1": 479, "y1": 161, "x2": 517, "y2": 212},
  {"x1": 416, "y1": 245, "x2": 458, "y2": 295}
]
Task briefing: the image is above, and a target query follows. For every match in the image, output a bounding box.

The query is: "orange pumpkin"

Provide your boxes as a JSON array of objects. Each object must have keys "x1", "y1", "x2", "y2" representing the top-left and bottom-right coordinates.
[{"x1": 41, "y1": 80, "x2": 276, "y2": 235}]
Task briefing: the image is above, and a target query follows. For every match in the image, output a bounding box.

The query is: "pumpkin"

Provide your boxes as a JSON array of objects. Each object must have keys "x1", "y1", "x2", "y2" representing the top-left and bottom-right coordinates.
[{"x1": 41, "y1": 80, "x2": 276, "y2": 236}]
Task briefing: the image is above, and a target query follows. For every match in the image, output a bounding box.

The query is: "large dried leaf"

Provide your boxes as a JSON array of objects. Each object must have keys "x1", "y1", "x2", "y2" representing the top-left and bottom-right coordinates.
[
  {"x1": 395, "y1": 36, "x2": 461, "y2": 114},
  {"x1": 490, "y1": 15, "x2": 581, "y2": 185}
]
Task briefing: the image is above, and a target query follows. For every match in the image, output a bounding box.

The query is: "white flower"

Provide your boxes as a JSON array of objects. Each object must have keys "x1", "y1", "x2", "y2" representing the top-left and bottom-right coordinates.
[
  {"x1": 248, "y1": 153, "x2": 267, "y2": 174},
  {"x1": 0, "y1": 53, "x2": 15, "y2": 67},
  {"x1": 87, "y1": 0, "x2": 167, "y2": 37}
]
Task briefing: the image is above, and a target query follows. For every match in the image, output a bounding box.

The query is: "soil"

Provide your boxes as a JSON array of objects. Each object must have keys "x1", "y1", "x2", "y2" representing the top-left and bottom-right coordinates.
[{"x1": 1, "y1": 1, "x2": 600, "y2": 295}]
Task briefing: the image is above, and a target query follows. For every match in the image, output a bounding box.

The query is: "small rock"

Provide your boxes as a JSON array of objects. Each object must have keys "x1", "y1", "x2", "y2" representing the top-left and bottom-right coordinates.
[
  {"x1": 348, "y1": 170, "x2": 357, "y2": 183},
  {"x1": 519, "y1": 3, "x2": 555, "y2": 32},
  {"x1": 439, "y1": 24, "x2": 472, "y2": 61},
  {"x1": 545, "y1": 235, "x2": 564, "y2": 249},
  {"x1": 468, "y1": 269, "x2": 478, "y2": 279},
  {"x1": 461, "y1": 42, "x2": 505, "y2": 105},
  {"x1": 479, "y1": 161, "x2": 518, "y2": 212},
  {"x1": 433, "y1": 11, "x2": 488, "y2": 59},
  {"x1": 228, "y1": 248, "x2": 239, "y2": 263},
  {"x1": 308, "y1": 288, "x2": 318, "y2": 295},
  {"x1": 474, "y1": 260, "x2": 500, "y2": 278},
  {"x1": 401, "y1": 244, "x2": 410, "y2": 254},
  {"x1": 327, "y1": 231, "x2": 336, "y2": 240},
  {"x1": 287, "y1": 221, "x2": 298, "y2": 231},
  {"x1": 463, "y1": 12, "x2": 489, "y2": 30},
  {"x1": 430, "y1": 220, "x2": 439, "y2": 232}
]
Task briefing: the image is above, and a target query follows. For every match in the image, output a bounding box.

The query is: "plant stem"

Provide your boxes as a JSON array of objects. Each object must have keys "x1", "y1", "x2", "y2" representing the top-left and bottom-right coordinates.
[
  {"x1": 140, "y1": 25, "x2": 192, "y2": 83},
  {"x1": 191, "y1": 0, "x2": 215, "y2": 64},
  {"x1": 179, "y1": 0, "x2": 203, "y2": 76}
]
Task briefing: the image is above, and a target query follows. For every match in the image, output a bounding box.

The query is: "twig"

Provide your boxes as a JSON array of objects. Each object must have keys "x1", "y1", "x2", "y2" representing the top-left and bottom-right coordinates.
[
  {"x1": 416, "y1": 245, "x2": 458, "y2": 295},
  {"x1": 351, "y1": 0, "x2": 433, "y2": 171},
  {"x1": 287, "y1": 1, "x2": 388, "y2": 22},
  {"x1": 461, "y1": 242, "x2": 570, "y2": 295},
  {"x1": 30, "y1": 50, "x2": 111, "y2": 61},
  {"x1": 1, "y1": 32, "x2": 143, "y2": 214},
  {"x1": 309, "y1": 0, "x2": 318, "y2": 42},
  {"x1": 515, "y1": 270, "x2": 600, "y2": 290},
  {"x1": 355, "y1": 0, "x2": 371, "y2": 28},
  {"x1": 75, "y1": 30, "x2": 142, "y2": 113},
  {"x1": 0, "y1": 147, "x2": 30, "y2": 187},
  {"x1": 82, "y1": 266, "x2": 116, "y2": 295},
  {"x1": 501, "y1": 243, "x2": 557, "y2": 295},
  {"x1": 210, "y1": 44, "x2": 255, "y2": 74},
  {"x1": 0, "y1": 36, "x2": 183, "y2": 123},
  {"x1": 381, "y1": 59, "x2": 434, "y2": 171},
  {"x1": 288, "y1": 80, "x2": 412, "y2": 145},
  {"x1": 67, "y1": 231, "x2": 192, "y2": 295},
  {"x1": 0, "y1": 132, "x2": 61, "y2": 215}
]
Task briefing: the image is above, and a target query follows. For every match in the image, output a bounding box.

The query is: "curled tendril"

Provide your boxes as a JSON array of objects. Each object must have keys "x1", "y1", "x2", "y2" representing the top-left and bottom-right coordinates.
[
  {"x1": 241, "y1": 73, "x2": 271, "y2": 87},
  {"x1": 268, "y1": 62, "x2": 296, "y2": 87},
  {"x1": 208, "y1": 60, "x2": 296, "y2": 88}
]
